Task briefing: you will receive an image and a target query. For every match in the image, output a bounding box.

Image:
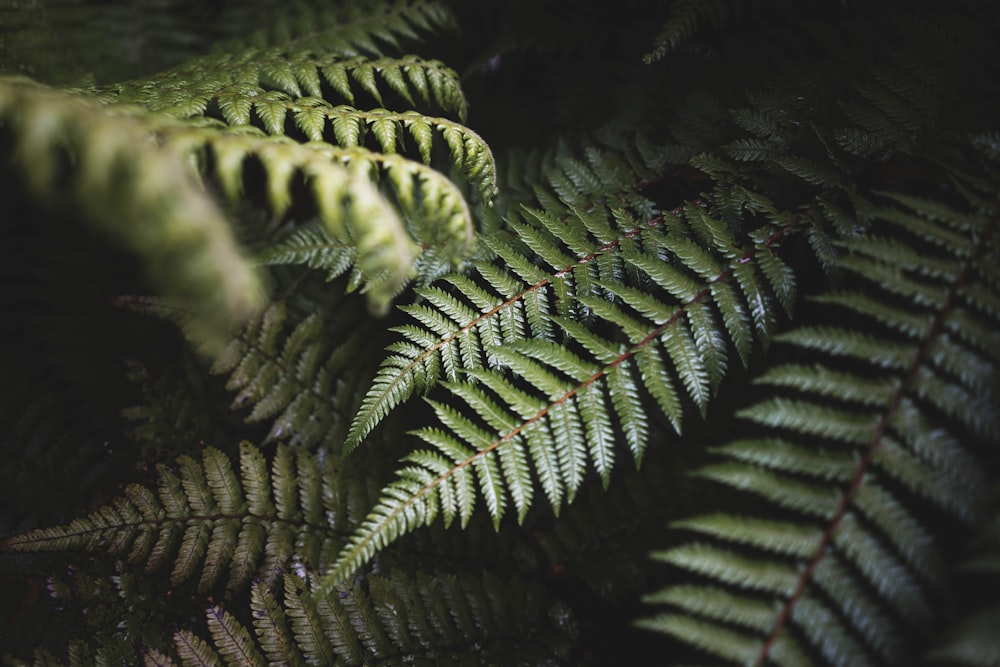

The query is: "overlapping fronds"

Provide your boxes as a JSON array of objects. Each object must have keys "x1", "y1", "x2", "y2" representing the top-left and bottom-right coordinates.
[
  {"x1": 0, "y1": 76, "x2": 264, "y2": 351},
  {"x1": 0, "y1": 442, "x2": 352, "y2": 595},
  {"x1": 327, "y1": 154, "x2": 806, "y2": 589},
  {"x1": 345, "y1": 140, "x2": 678, "y2": 452},
  {"x1": 208, "y1": 300, "x2": 376, "y2": 450},
  {"x1": 146, "y1": 569, "x2": 569, "y2": 666},
  {"x1": 159, "y1": 121, "x2": 469, "y2": 311},
  {"x1": 640, "y1": 185, "x2": 1000, "y2": 666},
  {"x1": 2, "y1": 0, "x2": 489, "y2": 330},
  {"x1": 6, "y1": 1, "x2": 1000, "y2": 664},
  {"x1": 80, "y1": 0, "x2": 492, "y2": 285}
]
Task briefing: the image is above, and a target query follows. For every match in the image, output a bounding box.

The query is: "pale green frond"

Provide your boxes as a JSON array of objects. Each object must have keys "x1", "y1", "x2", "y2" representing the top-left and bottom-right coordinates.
[
  {"x1": 164, "y1": 124, "x2": 422, "y2": 312},
  {"x1": 0, "y1": 76, "x2": 264, "y2": 353}
]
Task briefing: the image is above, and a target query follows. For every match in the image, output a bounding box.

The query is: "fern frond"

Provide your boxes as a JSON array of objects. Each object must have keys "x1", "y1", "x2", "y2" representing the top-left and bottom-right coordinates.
[
  {"x1": 104, "y1": 53, "x2": 467, "y2": 121},
  {"x1": 0, "y1": 442, "x2": 351, "y2": 595},
  {"x1": 0, "y1": 76, "x2": 263, "y2": 351},
  {"x1": 343, "y1": 143, "x2": 668, "y2": 452},
  {"x1": 162, "y1": 100, "x2": 495, "y2": 204},
  {"x1": 254, "y1": 220, "x2": 356, "y2": 282},
  {"x1": 160, "y1": 569, "x2": 570, "y2": 666},
  {"x1": 161, "y1": 125, "x2": 427, "y2": 311},
  {"x1": 641, "y1": 187, "x2": 1000, "y2": 666},
  {"x1": 329, "y1": 187, "x2": 805, "y2": 586}
]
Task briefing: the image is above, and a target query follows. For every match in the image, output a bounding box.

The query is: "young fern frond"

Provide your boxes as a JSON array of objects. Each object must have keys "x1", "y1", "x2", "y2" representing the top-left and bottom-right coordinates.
[
  {"x1": 0, "y1": 76, "x2": 264, "y2": 351},
  {"x1": 0, "y1": 442, "x2": 353, "y2": 595},
  {"x1": 255, "y1": 220, "x2": 357, "y2": 283},
  {"x1": 147, "y1": 569, "x2": 569, "y2": 666},
  {"x1": 640, "y1": 185, "x2": 1000, "y2": 666}
]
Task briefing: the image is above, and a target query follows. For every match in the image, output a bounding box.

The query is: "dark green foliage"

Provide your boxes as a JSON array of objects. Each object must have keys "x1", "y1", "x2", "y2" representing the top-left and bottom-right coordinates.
[
  {"x1": 641, "y1": 186, "x2": 1000, "y2": 665},
  {"x1": 3, "y1": 1, "x2": 1000, "y2": 665},
  {"x1": 142, "y1": 569, "x2": 572, "y2": 666}
]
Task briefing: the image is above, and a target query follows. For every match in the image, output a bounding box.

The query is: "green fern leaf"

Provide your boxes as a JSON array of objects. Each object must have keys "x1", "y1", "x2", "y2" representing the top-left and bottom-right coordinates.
[
  {"x1": 255, "y1": 221, "x2": 356, "y2": 282},
  {"x1": 173, "y1": 630, "x2": 222, "y2": 667},
  {"x1": 162, "y1": 568, "x2": 569, "y2": 666},
  {"x1": 643, "y1": 187, "x2": 1000, "y2": 665},
  {"x1": 331, "y1": 148, "x2": 808, "y2": 581},
  {"x1": 0, "y1": 442, "x2": 352, "y2": 594},
  {"x1": 206, "y1": 606, "x2": 266, "y2": 667}
]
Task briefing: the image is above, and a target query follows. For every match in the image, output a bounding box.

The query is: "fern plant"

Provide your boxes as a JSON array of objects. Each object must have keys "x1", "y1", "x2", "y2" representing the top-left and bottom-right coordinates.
[{"x1": 2, "y1": 0, "x2": 999, "y2": 665}]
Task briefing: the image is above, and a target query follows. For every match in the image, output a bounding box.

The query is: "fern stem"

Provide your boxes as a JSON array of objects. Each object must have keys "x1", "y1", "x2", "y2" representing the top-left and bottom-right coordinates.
[{"x1": 3, "y1": 512, "x2": 351, "y2": 550}]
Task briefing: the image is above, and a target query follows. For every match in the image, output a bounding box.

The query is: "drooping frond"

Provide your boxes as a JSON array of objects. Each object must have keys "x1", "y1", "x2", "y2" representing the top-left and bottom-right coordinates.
[
  {"x1": 0, "y1": 442, "x2": 353, "y2": 595},
  {"x1": 149, "y1": 569, "x2": 571, "y2": 666},
  {"x1": 640, "y1": 184, "x2": 1000, "y2": 666},
  {"x1": 0, "y1": 76, "x2": 264, "y2": 351},
  {"x1": 154, "y1": 122, "x2": 445, "y2": 311},
  {"x1": 77, "y1": 0, "x2": 491, "y2": 285}
]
